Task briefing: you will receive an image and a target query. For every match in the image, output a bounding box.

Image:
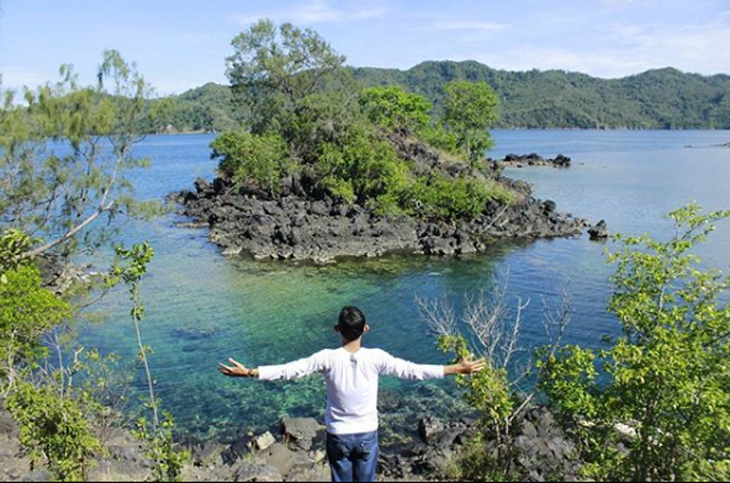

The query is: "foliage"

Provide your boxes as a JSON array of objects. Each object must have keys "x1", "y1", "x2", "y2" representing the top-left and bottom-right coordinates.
[
  {"x1": 418, "y1": 125, "x2": 461, "y2": 156},
  {"x1": 210, "y1": 130, "x2": 291, "y2": 197},
  {"x1": 218, "y1": 21, "x2": 514, "y2": 219},
  {"x1": 132, "y1": 413, "x2": 189, "y2": 482},
  {"x1": 0, "y1": 50, "x2": 159, "y2": 264},
  {"x1": 226, "y1": 19, "x2": 347, "y2": 134},
  {"x1": 148, "y1": 83, "x2": 245, "y2": 133},
  {"x1": 442, "y1": 80, "x2": 499, "y2": 165},
  {"x1": 0, "y1": 229, "x2": 34, "y2": 280},
  {"x1": 284, "y1": 91, "x2": 361, "y2": 164},
  {"x1": 106, "y1": 242, "x2": 189, "y2": 482},
  {"x1": 6, "y1": 381, "x2": 102, "y2": 481},
  {"x1": 148, "y1": 60, "x2": 730, "y2": 131},
  {"x1": 419, "y1": 270, "x2": 575, "y2": 480},
  {"x1": 400, "y1": 174, "x2": 512, "y2": 220},
  {"x1": 4, "y1": 346, "x2": 132, "y2": 482},
  {"x1": 352, "y1": 61, "x2": 730, "y2": 129},
  {"x1": 0, "y1": 263, "x2": 71, "y2": 390},
  {"x1": 359, "y1": 85, "x2": 432, "y2": 133},
  {"x1": 539, "y1": 204, "x2": 730, "y2": 481},
  {"x1": 316, "y1": 123, "x2": 409, "y2": 206},
  {"x1": 419, "y1": 283, "x2": 570, "y2": 480}
]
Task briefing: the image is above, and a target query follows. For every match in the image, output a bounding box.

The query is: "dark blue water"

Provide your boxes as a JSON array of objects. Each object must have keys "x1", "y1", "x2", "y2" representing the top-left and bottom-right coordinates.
[{"x1": 77, "y1": 130, "x2": 730, "y2": 442}]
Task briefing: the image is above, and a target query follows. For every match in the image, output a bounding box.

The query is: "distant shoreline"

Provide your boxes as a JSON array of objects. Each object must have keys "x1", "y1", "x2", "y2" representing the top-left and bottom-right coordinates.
[{"x1": 151, "y1": 127, "x2": 730, "y2": 137}]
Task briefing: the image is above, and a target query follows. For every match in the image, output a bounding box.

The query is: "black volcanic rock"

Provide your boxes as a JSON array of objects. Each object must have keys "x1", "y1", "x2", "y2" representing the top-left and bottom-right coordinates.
[
  {"x1": 588, "y1": 220, "x2": 609, "y2": 240},
  {"x1": 175, "y1": 175, "x2": 586, "y2": 262}
]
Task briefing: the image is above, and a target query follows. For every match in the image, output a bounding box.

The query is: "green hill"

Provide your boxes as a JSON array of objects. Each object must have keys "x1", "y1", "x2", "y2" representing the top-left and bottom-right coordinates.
[
  {"x1": 158, "y1": 62, "x2": 730, "y2": 131},
  {"x1": 351, "y1": 62, "x2": 730, "y2": 129}
]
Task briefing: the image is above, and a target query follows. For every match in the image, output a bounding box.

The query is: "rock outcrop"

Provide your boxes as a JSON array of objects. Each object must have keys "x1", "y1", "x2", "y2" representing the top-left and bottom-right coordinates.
[
  {"x1": 175, "y1": 177, "x2": 586, "y2": 263},
  {"x1": 1, "y1": 404, "x2": 583, "y2": 482},
  {"x1": 493, "y1": 153, "x2": 572, "y2": 168},
  {"x1": 588, "y1": 220, "x2": 609, "y2": 240}
]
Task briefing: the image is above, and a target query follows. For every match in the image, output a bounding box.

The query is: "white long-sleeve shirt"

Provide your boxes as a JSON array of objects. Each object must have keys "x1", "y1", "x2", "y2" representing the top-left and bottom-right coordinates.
[{"x1": 258, "y1": 347, "x2": 444, "y2": 435}]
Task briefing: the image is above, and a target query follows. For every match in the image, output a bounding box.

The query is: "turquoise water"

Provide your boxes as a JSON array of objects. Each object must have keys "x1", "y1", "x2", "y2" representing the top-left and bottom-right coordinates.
[{"x1": 78, "y1": 130, "x2": 730, "y2": 443}]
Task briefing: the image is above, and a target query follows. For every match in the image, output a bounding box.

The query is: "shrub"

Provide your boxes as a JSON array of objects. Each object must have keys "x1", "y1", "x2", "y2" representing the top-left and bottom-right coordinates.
[
  {"x1": 0, "y1": 264, "x2": 71, "y2": 389},
  {"x1": 539, "y1": 204, "x2": 730, "y2": 481},
  {"x1": 404, "y1": 174, "x2": 512, "y2": 220},
  {"x1": 419, "y1": 125, "x2": 462, "y2": 157},
  {"x1": 210, "y1": 130, "x2": 291, "y2": 197},
  {"x1": 359, "y1": 85, "x2": 432, "y2": 133},
  {"x1": 7, "y1": 382, "x2": 102, "y2": 481},
  {"x1": 316, "y1": 123, "x2": 410, "y2": 206}
]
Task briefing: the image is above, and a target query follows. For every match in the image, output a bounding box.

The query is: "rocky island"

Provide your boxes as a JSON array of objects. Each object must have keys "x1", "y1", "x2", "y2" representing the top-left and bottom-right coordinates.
[{"x1": 176, "y1": 135, "x2": 587, "y2": 263}]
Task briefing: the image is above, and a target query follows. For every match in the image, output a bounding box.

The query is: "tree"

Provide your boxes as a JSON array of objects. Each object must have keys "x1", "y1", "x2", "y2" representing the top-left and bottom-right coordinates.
[
  {"x1": 418, "y1": 278, "x2": 571, "y2": 480},
  {"x1": 7, "y1": 381, "x2": 103, "y2": 481},
  {"x1": 226, "y1": 19, "x2": 347, "y2": 136},
  {"x1": 359, "y1": 85, "x2": 432, "y2": 133},
  {"x1": 442, "y1": 80, "x2": 499, "y2": 166},
  {"x1": 2, "y1": 54, "x2": 188, "y2": 481},
  {"x1": 539, "y1": 204, "x2": 730, "y2": 481},
  {"x1": 1, "y1": 229, "x2": 99, "y2": 482},
  {"x1": 0, "y1": 50, "x2": 159, "y2": 265},
  {"x1": 105, "y1": 242, "x2": 189, "y2": 482},
  {"x1": 210, "y1": 130, "x2": 291, "y2": 198}
]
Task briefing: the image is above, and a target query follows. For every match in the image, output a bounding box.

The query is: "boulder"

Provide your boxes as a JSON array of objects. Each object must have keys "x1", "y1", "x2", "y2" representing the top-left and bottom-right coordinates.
[
  {"x1": 0, "y1": 412, "x2": 15, "y2": 436},
  {"x1": 232, "y1": 461, "x2": 282, "y2": 483},
  {"x1": 588, "y1": 220, "x2": 609, "y2": 240},
  {"x1": 194, "y1": 177, "x2": 212, "y2": 195},
  {"x1": 418, "y1": 416, "x2": 445, "y2": 445},
  {"x1": 253, "y1": 432, "x2": 276, "y2": 451},
  {"x1": 281, "y1": 418, "x2": 323, "y2": 451},
  {"x1": 263, "y1": 443, "x2": 311, "y2": 477},
  {"x1": 553, "y1": 154, "x2": 572, "y2": 167}
]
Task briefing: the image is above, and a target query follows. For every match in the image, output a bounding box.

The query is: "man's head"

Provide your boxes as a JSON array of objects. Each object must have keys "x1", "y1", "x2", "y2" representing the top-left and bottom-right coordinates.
[{"x1": 336, "y1": 306, "x2": 369, "y2": 342}]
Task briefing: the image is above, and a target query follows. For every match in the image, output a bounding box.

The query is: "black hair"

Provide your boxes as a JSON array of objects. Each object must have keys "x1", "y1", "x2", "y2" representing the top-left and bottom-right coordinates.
[{"x1": 338, "y1": 306, "x2": 366, "y2": 342}]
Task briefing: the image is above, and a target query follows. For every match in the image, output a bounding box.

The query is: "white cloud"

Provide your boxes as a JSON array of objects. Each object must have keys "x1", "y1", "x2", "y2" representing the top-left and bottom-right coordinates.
[
  {"x1": 455, "y1": 13, "x2": 730, "y2": 78},
  {"x1": 598, "y1": 18, "x2": 730, "y2": 76},
  {"x1": 231, "y1": 0, "x2": 386, "y2": 27}
]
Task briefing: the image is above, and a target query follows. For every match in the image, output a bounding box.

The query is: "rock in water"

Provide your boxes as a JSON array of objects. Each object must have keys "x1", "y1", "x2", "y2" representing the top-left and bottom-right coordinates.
[{"x1": 588, "y1": 220, "x2": 609, "y2": 240}]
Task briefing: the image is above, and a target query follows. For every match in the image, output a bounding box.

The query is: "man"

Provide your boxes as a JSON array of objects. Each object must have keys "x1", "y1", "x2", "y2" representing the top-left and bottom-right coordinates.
[{"x1": 218, "y1": 305, "x2": 486, "y2": 482}]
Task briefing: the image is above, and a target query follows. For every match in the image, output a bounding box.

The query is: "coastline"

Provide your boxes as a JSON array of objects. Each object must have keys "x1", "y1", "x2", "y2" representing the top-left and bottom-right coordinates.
[{"x1": 175, "y1": 175, "x2": 587, "y2": 263}]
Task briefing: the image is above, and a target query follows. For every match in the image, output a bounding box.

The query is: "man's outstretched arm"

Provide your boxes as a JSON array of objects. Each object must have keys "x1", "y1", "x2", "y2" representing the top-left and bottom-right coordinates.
[
  {"x1": 379, "y1": 351, "x2": 487, "y2": 380},
  {"x1": 219, "y1": 351, "x2": 329, "y2": 381}
]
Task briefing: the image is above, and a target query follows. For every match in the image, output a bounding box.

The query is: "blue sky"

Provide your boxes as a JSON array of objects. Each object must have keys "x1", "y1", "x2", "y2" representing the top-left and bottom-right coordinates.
[{"x1": 1, "y1": 0, "x2": 729, "y2": 95}]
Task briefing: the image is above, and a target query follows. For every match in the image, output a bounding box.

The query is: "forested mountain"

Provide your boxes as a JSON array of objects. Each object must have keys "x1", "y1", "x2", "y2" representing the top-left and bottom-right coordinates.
[
  {"x1": 157, "y1": 61, "x2": 730, "y2": 131},
  {"x1": 352, "y1": 61, "x2": 730, "y2": 129},
  {"x1": 154, "y1": 82, "x2": 245, "y2": 133}
]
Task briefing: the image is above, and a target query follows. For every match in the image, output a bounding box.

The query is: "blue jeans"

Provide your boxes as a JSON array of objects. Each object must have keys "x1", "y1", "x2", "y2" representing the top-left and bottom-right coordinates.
[{"x1": 326, "y1": 430, "x2": 379, "y2": 482}]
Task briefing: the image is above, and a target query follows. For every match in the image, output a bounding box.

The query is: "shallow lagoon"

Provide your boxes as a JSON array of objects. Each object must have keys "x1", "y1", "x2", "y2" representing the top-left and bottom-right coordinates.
[{"x1": 78, "y1": 130, "x2": 730, "y2": 442}]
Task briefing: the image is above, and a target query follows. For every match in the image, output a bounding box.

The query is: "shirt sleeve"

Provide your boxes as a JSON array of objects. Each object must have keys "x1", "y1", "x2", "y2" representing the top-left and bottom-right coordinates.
[
  {"x1": 258, "y1": 350, "x2": 330, "y2": 381},
  {"x1": 377, "y1": 350, "x2": 444, "y2": 380}
]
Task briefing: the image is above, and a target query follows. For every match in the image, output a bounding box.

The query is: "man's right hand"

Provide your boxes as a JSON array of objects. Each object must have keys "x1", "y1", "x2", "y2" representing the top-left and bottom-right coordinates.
[
  {"x1": 445, "y1": 355, "x2": 487, "y2": 376},
  {"x1": 218, "y1": 358, "x2": 259, "y2": 378}
]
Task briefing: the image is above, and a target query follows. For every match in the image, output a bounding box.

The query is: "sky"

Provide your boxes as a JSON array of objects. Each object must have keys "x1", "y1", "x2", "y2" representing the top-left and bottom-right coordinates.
[{"x1": 1, "y1": 0, "x2": 729, "y2": 96}]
